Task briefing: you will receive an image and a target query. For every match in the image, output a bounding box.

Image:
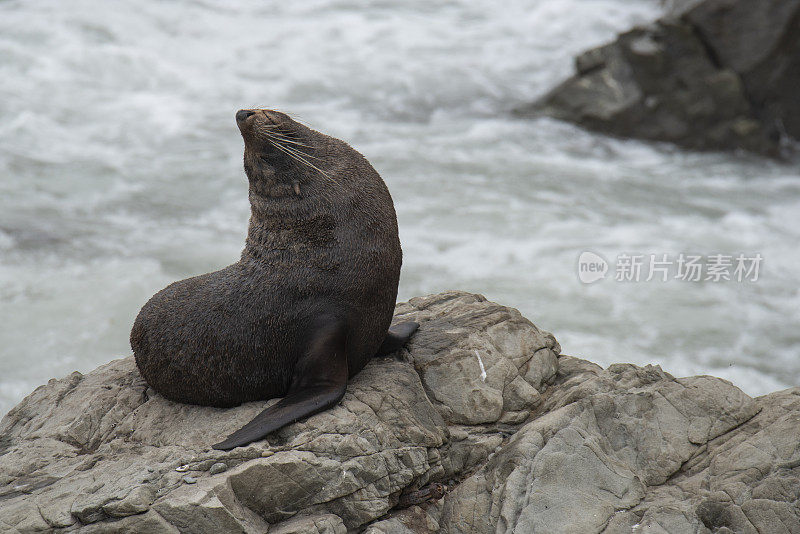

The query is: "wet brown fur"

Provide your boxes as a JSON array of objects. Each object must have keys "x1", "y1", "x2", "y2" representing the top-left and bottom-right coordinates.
[{"x1": 130, "y1": 110, "x2": 401, "y2": 407}]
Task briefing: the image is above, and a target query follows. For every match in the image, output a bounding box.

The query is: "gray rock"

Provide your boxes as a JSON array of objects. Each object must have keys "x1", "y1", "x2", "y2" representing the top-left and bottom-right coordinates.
[
  {"x1": 520, "y1": 0, "x2": 800, "y2": 156},
  {"x1": 394, "y1": 292, "x2": 559, "y2": 426},
  {"x1": 0, "y1": 291, "x2": 556, "y2": 533},
  {"x1": 2, "y1": 292, "x2": 799, "y2": 533},
  {"x1": 269, "y1": 514, "x2": 346, "y2": 534},
  {"x1": 438, "y1": 358, "x2": 800, "y2": 534},
  {"x1": 208, "y1": 462, "x2": 227, "y2": 475},
  {"x1": 364, "y1": 504, "x2": 442, "y2": 533}
]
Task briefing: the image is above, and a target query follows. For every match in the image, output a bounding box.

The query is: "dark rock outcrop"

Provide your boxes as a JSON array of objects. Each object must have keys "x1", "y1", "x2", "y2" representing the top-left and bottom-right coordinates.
[
  {"x1": 685, "y1": 0, "x2": 800, "y2": 140},
  {"x1": 519, "y1": 0, "x2": 800, "y2": 156},
  {"x1": 2, "y1": 291, "x2": 799, "y2": 533}
]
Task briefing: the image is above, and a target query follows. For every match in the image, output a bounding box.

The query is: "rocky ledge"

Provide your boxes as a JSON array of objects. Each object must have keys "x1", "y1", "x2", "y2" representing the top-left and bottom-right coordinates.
[
  {"x1": 518, "y1": 0, "x2": 800, "y2": 157},
  {"x1": 1, "y1": 291, "x2": 799, "y2": 533}
]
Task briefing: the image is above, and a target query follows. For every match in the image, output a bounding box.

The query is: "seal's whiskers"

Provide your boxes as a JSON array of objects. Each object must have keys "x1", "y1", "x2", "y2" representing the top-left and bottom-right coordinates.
[
  {"x1": 263, "y1": 132, "x2": 318, "y2": 153},
  {"x1": 267, "y1": 139, "x2": 335, "y2": 182},
  {"x1": 262, "y1": 126, "x2": 305, "y2": 142},
  {"x1": 263, "y1": 129, "x2": 313, "y2": 148}
]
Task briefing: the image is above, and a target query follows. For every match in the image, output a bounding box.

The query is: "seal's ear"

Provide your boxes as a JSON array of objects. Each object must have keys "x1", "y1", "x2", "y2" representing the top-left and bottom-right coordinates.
[{"x1": 212, "y1": 320, "x2": 348, "y2": 450}]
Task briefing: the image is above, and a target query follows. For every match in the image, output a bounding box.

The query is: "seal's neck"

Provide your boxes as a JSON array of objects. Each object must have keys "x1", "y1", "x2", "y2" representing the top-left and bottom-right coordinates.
[{"x1": 241, "y1": 187, "x2": 336, "y2": 262}]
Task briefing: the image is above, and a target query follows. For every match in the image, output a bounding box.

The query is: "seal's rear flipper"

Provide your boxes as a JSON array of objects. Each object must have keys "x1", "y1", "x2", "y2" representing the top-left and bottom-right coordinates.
[
  {"x1": 212, "y1": 321, "x2": 348, "y2": 450},
  {"x1": 375, "y1": 321, "x2": 419, "y2": 357}
]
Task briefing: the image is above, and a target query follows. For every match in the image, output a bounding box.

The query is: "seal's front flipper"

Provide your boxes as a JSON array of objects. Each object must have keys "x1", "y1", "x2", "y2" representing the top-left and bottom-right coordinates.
[
  {"x1": 375, "y1": 321, "x2": 419, "y2": 357},
  {"x1": 212, "y1": 321, "x2": 348, "y2": 450}
]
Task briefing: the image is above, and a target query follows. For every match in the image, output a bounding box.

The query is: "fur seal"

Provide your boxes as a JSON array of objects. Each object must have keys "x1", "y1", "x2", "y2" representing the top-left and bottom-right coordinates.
[{"x1": 130, "y1": 109, "x2": 418, "y2": 450}]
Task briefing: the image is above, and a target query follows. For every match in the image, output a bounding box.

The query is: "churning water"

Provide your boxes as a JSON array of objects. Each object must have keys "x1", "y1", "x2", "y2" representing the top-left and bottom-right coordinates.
[{"x1": 2, "y1": 0, "x2": 799, "y2": 415}]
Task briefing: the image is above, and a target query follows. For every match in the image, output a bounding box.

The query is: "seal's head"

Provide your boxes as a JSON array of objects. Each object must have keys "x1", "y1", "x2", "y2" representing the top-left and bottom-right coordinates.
[
  {"x1": 235, "y1": 109, "x2": 333, "y2": 199},
  {"x1": 233, "y1": 108, "x2": 395, "y2": 254}
]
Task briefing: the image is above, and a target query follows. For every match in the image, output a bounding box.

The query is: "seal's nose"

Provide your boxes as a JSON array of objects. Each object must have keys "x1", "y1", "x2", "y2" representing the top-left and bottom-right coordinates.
[{"x1": 236, "y1": 109, "x2": 255, "y2": 123}]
